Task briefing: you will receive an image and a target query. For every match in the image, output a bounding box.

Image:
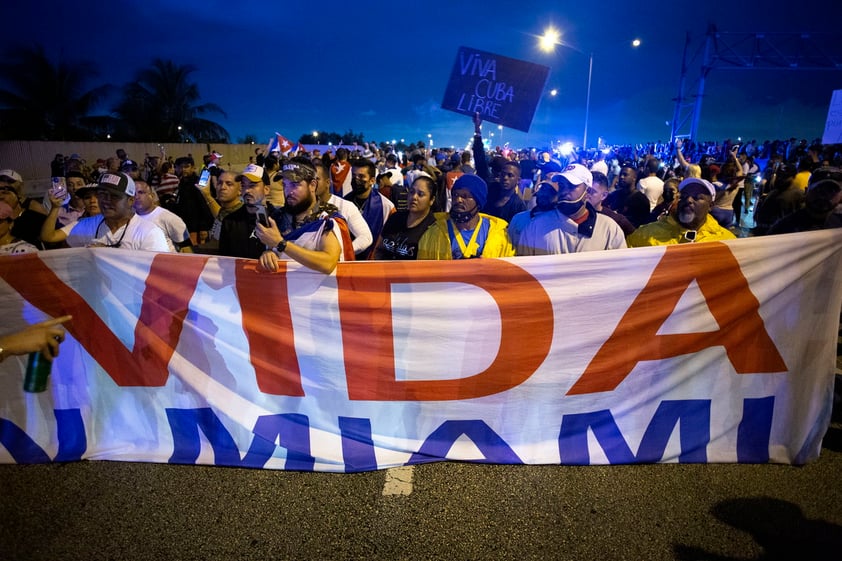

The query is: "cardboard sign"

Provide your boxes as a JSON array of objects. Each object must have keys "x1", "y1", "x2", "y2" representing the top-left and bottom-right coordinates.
[
  {"x1": 441, "y1": 46, "x2": 550, "y2": 133},
  {"x1": 822, "y1": 89, "x2": 842, "y2": 144}
]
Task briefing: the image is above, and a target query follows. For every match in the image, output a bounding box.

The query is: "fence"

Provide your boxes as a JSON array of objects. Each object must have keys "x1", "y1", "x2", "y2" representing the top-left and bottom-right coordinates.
[{"x1": 0, "y1": 141, "x2": 261, "y2": 197}]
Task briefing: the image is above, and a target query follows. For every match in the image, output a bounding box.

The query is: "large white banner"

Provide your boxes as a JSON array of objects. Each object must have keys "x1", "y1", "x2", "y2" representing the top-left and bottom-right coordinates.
[{"x1": 1, "y1": 230, "x2": 840, "y2": 471}]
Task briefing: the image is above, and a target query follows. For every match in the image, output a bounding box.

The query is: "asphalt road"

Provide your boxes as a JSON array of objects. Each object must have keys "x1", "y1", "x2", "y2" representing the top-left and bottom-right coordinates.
[
  {"x1": 1, "y1": 314, "x2": 840, "y2": 561},
  {"x1": 1, "y1": 414, "x2": 841, "y2": 561}
]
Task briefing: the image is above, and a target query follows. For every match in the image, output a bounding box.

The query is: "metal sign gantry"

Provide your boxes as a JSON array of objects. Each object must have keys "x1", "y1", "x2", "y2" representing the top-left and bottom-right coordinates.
[{"x1": 670, "y1": 25, "x2": 842, "y2": 142}]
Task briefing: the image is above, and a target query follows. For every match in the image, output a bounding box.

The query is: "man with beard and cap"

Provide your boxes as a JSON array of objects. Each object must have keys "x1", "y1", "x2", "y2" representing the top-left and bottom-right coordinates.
[
  {"x1": 219, "y1": 164, "x2": 272, "y2": 259},
  {"x1": 627, "y1": 177, "x2": 736, "y2": 247},
  {"x1": 345, "y1": 159, "x2": 395, "y2": 260},
  {"x1": 40, "y1": 172, "x2": 170, "y2": 251},
  {"x1": 515, "y1": 163, "x2": 627, "y2": 255},
  {"x1": 431, "y1": 173, "x2": 514, "y2": 259},
  {"x1": 254, "y1": 158, "x2": 353, "y2": 274}
]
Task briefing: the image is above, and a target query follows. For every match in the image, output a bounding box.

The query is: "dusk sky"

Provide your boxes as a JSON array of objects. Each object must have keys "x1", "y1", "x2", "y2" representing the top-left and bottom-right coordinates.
[{"x1": 5, "y1": 1, "x2": 842, "y2": 149}]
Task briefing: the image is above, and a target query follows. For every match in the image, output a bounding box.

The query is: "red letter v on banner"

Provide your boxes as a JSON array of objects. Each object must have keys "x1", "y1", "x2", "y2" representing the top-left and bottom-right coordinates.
[{"x1": 0, "y1": 253, "x2": 208, "y2": 386}]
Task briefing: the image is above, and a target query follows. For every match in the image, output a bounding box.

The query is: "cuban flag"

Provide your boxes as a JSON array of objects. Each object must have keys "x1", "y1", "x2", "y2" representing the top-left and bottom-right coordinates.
[{"x1": 266, "y1": 132, "x2": 294, "y2": 155}]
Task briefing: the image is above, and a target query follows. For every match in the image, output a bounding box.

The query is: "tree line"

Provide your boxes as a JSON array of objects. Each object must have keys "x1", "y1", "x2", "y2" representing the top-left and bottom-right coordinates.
[
  {"x1": 0, "y1": 46, "x2": 428, "y2": 151},
  {"x1": 0, "y1": 46, "x2": 229, "y2": 144}
]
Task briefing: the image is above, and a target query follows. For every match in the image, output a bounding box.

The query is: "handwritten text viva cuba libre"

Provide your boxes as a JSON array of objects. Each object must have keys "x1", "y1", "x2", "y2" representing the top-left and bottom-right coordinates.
[
  {"x1": 1, "y1": 243, "x2": 786, "y2": 400},
  {"x1": 455, "y1": 52, "x2": 515, "y2": 118}
]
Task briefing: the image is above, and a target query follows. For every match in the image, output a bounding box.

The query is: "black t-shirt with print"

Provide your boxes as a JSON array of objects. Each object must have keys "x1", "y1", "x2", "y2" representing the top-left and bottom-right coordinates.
[{"x1": 375, "y1": 211, "x2": 436, "y2": 260}]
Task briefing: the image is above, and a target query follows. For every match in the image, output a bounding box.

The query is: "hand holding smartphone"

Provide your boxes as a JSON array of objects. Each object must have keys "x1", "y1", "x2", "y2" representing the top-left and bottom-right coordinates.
[
  {"x1": 49, "y1": 177, "x2": 68, "y2": 201},
  {"x1": 198, "y1": 169, "x2": 211, "y2": 189},
  {"x1": 254, "y1": 204, "x2": 269, "y2": 228}
]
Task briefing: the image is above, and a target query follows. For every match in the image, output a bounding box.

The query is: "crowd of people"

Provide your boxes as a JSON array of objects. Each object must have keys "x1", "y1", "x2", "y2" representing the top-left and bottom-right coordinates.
[{"x1": 1, "y1": 116, "x2": 841, "y2": 276}]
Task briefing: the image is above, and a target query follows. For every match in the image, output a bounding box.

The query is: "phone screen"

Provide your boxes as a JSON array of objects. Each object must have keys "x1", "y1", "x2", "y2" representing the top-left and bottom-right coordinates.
[
  {"x1": 255, "y1": 205, "x2": 269, "y2": 227},
  {"x1": 50, "y1": 177, "x2": 68, "y2": 200},
  {"x1": 198, "y1": 169, "x2": 211, "y2": 187}
]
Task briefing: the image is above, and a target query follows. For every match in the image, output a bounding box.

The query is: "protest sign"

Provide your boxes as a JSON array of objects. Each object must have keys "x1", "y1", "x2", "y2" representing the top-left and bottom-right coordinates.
[{"x1": 441, "y1": 46, "x2": 550, "y2": 132}]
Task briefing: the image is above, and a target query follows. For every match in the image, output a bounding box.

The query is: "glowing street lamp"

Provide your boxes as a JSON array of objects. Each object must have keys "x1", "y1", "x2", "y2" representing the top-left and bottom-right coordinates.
[
  {"x1": 538, "y1": 27, "x2": 641, "y2": 149},
  {"x1": 538, "y1": 27, "x2": 561, "y2": 52}
]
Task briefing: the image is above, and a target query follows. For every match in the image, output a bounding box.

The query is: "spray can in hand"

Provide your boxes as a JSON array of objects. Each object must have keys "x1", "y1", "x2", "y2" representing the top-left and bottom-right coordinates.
[{"x1": 23, "y1": 351, "x2": 52, "y2": 393}]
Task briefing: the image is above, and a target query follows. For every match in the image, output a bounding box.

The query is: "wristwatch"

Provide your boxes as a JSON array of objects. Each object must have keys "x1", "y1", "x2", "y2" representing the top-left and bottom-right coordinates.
[{"x1": 275, "y1": 238, "x2": 288, "y2": 254}]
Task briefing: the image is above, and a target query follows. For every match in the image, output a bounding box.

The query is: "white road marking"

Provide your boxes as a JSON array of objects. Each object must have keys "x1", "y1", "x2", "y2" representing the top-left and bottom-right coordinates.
[{"x1": 382, "y1": 466, "x2": 414, "y2": 496}]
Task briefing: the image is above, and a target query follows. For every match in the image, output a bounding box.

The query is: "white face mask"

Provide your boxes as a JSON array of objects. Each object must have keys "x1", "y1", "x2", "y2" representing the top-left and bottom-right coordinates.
[{"x1": 556, "y1": 188, "x2": 587, "y2": 216}]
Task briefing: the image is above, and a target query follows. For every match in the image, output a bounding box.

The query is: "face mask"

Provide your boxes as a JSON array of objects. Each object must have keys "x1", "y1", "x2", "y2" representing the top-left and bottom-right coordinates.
[
  {"x1": 351, "y1": 178, "x2": 369, "y2": 194},
  {"x1": 556, "y1": 190, "x2": 586, "y2": 216},
  {"x1": 450, "y1": 205, "x2": 479, "y2": 224}
]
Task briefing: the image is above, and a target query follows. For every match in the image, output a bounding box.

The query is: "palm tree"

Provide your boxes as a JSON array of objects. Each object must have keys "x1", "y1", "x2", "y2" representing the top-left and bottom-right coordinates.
[
  {"x1": 113, "y1": 59, "x2": 229, "y2": 143},
  {"x1": 0, "y1": 46, "x2": 110, "y2": 140}
]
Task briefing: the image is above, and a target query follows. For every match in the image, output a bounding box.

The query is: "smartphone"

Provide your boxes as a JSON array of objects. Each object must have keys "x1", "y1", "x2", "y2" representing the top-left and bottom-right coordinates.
[
  {"x1": 198, "y1": 169, "x2": 211, "y2": 188},
  {"x1": 49, "y1": 176, "x2": 68, "y2": 201},
  {"x1": 254, "y1": 204, "x2": 269, "y2": 227}
]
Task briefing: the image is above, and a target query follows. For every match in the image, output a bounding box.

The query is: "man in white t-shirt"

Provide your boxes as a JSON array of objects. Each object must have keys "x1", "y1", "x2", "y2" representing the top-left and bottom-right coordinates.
[
  {"x1": 133, "y1": 180, "x2": 193, "y2": 252},
  {"x1": 41, "y1": 172, "x2": 171, "y2": 252},
  {"x1": 637, "y1": 158, "x2": 665, "y2": 212}
]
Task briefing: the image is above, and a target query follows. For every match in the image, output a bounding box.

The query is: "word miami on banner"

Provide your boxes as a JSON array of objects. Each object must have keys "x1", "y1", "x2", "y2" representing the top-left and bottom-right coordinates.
[{"x1": 441, "y1": 46, "x2": 550, "y2": 132}]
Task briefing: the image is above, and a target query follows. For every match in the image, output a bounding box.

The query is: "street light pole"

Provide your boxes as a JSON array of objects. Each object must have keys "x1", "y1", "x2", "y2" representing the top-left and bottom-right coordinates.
[
  {"x1": 583, "y1": 52, "x2": 593, "y2": 150},
  {"x1": 538, "y1": 29, "x2": 640, "y2": 151}
]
